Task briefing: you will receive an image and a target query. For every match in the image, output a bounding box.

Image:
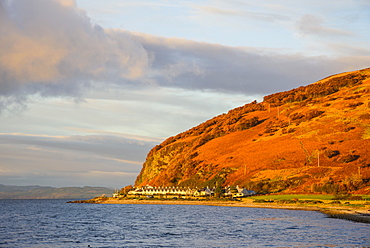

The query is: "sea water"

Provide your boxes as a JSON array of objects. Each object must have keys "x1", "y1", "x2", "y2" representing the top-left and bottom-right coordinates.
[{"x1": 0, "y1": 199, "x2": 369, "y2": 247}]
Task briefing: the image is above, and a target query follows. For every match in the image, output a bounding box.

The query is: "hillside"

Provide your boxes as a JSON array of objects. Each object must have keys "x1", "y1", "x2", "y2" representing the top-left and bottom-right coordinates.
[
  {"x1": 135, "y1": 68, "x2": 370, "y2": 194},
  {"x1": 0, "y1": 184, "x2": 113, "y2": 199}
]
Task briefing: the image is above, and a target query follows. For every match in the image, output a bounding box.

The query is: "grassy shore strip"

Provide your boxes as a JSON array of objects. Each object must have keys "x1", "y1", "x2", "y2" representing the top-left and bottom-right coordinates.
[{"x1": 69, "y1": 198, "x2": 370, "y2": 224}]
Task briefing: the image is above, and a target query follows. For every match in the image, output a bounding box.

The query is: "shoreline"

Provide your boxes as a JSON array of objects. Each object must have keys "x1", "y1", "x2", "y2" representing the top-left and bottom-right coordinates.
[{"x1": 70, "y1": 198, "x2": 370, "y2": 224}]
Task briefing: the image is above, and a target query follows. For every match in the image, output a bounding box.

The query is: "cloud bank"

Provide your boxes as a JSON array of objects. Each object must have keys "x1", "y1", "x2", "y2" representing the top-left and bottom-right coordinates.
[
  {"x1": 0, "y1": 0, "x2": 148, "y2": 95},
  {"x1": 0, "y1": 132, "x2": 157, "y2": 187},
  {"x1": 1, "y1": 0, "x2": 368, "y2": 113},
  {"x1": 0, "y1": 132, "x2": 157, "y2": 163}
]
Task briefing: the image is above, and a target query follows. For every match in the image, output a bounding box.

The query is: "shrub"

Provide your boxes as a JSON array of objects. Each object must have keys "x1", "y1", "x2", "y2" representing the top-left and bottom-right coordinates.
[
  {"x1": 264, "y1": 121, "x2": 278, "y2": 133},
  {"x1": 344, "y1": 127, "x2": 356, "y2": 132},
  {"x1": 344, "y1": 95, "x2": 361, "y2": 100},
  {"x1": 282, "y1": 128, "x2": 296, "y2": 134},
  {"x1": 290, "y1": 113, "x2": 304, "y2": 121},
  {"x1": 359, "y1": 113, "x2": 370, "y2": 120},
  {"x1": 338, "y1": 154, "x2": 360, "y2": 163},
  {"x1": 299, "y1": 200, "x2": 324, "y2": 204},
  {"x1": 304, "y1": 110, "x2": 325, "y2": 120},
  {"x1": 346, "y1": 102, "x2": 363, "y2": 108},
  {"x1": 289, "y1": 110, "x2": 324, "y2": 124},
  {"x1": 235, "y1": 117, "x2": 260, "y2": 131},
  {"x1": 348, "y1": 196, "x2": 363, "y2": 200},
  {"x1": 333, "y1": 193, "x2": 352, "y2": 200},
  {"x1": 324, "y1": 149, "x2": 340, "y2": 158},
  {"x1": 253, "y1": 199, "x2": 274, "y2": 203},
  {"x1": 278, "y1": 199, "x2": 296, "y2": 204}
]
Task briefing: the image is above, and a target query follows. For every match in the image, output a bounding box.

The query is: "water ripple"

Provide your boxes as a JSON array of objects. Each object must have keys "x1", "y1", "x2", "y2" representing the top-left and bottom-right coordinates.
[{"x1": 0, "y1": 199, "x2": 369, "y2": 247}]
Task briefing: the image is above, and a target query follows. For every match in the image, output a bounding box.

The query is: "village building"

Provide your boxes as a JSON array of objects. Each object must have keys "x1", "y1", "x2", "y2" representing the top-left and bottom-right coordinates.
[
  {"x1": 128, "y1": 186, "x2": 196, "y2": 197},
  {"x1": 193, "y1": 187, "x2": 213, "y2": 197},
  {"x1": 127, "y1": 185, "x2": 255, "y2": 198},
  {"x1": 112, "y1": 188, "x2": 120, "y2": 198},
  {"x1": 224, "y1": 185, "x2": 256, "y2": 198}
]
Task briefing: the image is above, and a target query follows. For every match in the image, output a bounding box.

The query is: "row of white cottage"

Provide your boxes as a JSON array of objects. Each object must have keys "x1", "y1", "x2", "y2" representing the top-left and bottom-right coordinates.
[{"x1": 126, "y1": 185, "x2": 255, "y2": 198}]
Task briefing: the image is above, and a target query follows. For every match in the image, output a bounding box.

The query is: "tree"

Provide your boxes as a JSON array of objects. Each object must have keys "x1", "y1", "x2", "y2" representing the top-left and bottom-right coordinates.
[
  {"x1": 229, "y1": 186, "x2": 238, "y2": 193},
  {"x1": 214, "y1": 185, "x2": 223, "y2": 198},
  {"x1": 120, "y1": 185, "x2": 133, "y2": 196}
]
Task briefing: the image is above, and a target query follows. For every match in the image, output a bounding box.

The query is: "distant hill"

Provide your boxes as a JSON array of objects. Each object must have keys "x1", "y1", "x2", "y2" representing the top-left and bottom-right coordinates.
[
  {"x1": 135, "y1": 68, "x2": 370, "y2": 194},
  {"x1": 0, "y1": 184, "x2": 113, "y2": 199}
]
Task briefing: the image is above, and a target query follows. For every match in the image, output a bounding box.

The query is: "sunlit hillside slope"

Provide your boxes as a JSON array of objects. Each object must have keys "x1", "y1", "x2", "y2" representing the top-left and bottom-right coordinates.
[{"x1": 135, "y1": 68, "x2": 370, "y2": 194}]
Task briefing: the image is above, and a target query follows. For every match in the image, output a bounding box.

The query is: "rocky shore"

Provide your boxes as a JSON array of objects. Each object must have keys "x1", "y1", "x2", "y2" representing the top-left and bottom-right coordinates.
[{"x1": 68, "y1": 198, "x2": 370, "y2": 224}]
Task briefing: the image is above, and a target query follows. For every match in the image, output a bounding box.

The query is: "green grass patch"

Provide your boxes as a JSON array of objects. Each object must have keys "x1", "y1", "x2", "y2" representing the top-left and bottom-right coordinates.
[
  {"x1": 250, "y1": 194, "x2": 334, "y2": 201},
  {"x1": 251, "y1": 194, "x2": 370, "y2": 203},
  {"x1": 345, "y1": 204, "x2": 365, "y2": 207}
]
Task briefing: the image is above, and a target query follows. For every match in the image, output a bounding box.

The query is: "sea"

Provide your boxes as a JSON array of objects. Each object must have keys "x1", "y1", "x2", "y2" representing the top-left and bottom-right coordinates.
[{"x1": 0, "y1": 199, "x2": 369, "y2": 248}]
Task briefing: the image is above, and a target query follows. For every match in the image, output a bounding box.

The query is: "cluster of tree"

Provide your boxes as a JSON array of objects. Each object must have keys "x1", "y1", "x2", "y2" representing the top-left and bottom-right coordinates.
[
  {"x1": 119, "y1": 185, "x2": 134, "y2": 196},
  {"x1": 311, "y1": 175, "x2": 365, "y2": 194},
  {"x1": 332, "y1": 193, "x2": 363, "y2": 200},
  {"x1": 323, "y1": 149, "x2": 340, "y2": 159},
  {"x1": 261, "y1": 109, "x2": 325, "y2": 135},
  {"x1": 243, "y1": 176, "x2": 309, "y2": 194},
  {"x1": 289, "y1": 109, "x2": 325, "y2": 123},
  {"x1": 179, "y1": 167, "x2": 227, "y2": 187},
  {"x1": 264, "y1": 120, "x2": 289, "y2": 134},
  {"x1": 338, "y1": 154, "x2": 360, "y2": 163},
  {"x1": 263, "y1": 72, "x2": 366, "y2": 106}
]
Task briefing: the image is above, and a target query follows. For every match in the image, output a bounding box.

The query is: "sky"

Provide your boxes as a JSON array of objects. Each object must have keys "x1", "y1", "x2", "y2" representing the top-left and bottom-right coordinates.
[{"x1": 0, "y1": 0, "x2": 369, "y2": 188}]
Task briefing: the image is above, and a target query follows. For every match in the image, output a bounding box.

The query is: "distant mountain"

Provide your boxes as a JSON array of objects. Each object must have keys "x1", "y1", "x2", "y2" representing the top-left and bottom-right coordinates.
[
  {"x1": 0, "y1": 184, "x2": 113, "y2": 199},
  {"x1": 135, "y1": 68, "x2": 370, "y2": 194}
]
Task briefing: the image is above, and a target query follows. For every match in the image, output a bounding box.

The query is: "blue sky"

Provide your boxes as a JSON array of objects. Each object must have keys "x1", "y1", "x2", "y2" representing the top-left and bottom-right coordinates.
[{"x1": 0, "y1": 0, "x2": 369, "y2": 188}]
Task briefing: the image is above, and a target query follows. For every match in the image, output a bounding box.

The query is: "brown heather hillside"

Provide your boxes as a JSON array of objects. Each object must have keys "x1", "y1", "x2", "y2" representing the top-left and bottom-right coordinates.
[{"x1": 135, "y1": 68, "x2": 370, "y2": 194}]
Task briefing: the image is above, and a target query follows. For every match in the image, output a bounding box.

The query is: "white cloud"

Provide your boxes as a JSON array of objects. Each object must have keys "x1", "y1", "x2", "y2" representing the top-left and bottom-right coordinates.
[
  {"x1": 59, "y1": 0, "x2": 76, "y2": 7},
  {"x1": 296, "y1": 14, "x2": 353, "y2": 37},
  {"x1": 65, "y1": 128, "x2": 164, "y2": 143},
  {"x1": 195, "y1": 5, "x2": 288, "y2": 22}
]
